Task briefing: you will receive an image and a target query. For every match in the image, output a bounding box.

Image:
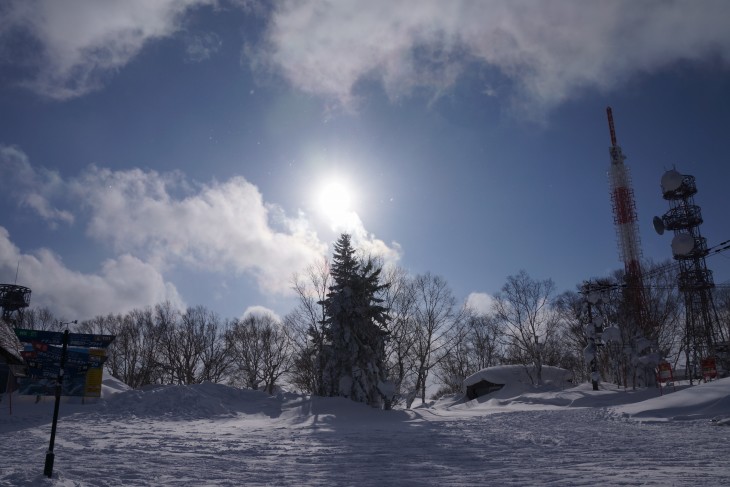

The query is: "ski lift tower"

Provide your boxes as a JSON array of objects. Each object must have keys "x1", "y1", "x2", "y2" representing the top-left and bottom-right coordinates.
[
  {"x1": 654, "y1": 169, "x2": 719, "y2": 382},
  {"x1": 0, "y1": 284, "x2": 31, "y2": 325}
]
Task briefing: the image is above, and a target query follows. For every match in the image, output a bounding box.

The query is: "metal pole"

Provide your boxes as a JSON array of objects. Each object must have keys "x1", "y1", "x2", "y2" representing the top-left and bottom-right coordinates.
[{"x1": 44, "y1": 329, "x2": 69, "y2": 478}]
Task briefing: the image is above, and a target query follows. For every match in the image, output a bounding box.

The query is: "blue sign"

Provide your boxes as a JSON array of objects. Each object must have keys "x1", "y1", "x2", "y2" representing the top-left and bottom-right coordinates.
[
  {"x1": 13, "y1": 329, "x2": 114, "y2": 397},
  {"x1": 14, "y1": 328, "x2": 115, "y2": 348}
]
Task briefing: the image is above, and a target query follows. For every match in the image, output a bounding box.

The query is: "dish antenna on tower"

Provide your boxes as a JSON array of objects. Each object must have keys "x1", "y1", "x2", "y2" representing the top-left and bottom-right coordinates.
[
  {"x1": 671, "y1": 233, "x2": 695, "y2": 256},
  {"x1": 652, "y1": 216, "x2": 665, "y2": 235},
  {"x1": 661, "y1": 169, "x2": 683, "y2": 193}
]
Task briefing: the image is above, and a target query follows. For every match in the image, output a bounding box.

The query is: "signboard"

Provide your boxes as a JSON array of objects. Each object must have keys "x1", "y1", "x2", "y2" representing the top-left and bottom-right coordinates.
[
  {"x1": 14, "y1": 328, "x2": 115, "y2": 348},
  {"x1": 84, "y1": 349, "x2": 107, "y2": 397},
  {"x1": 13, "y1": 329, "x2": 114, "y2": 397},
  {"x1": 656, "y1": 361, "x2": 673, "y2": 382},
  {"x1": 14, "y1": 328, "x2": 65, "y2": 346}
]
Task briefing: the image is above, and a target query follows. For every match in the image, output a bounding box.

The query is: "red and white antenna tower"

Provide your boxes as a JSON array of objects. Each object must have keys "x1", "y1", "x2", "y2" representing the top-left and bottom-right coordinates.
[{"x1": 606, "y1": 107, "x2": 647, "y2": 333}]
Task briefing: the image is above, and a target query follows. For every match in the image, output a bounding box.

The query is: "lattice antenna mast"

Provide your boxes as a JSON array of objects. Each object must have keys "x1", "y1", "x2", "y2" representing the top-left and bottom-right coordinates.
[
  {"x1": 657, "y1": 169, "x2": 720, "y2": 381},
  {"x1": 606, "y1": 108, "x2": 648, "y2": 336}
]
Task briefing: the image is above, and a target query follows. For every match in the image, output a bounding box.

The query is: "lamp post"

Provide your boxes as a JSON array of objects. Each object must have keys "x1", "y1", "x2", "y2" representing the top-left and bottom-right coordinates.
[{"x1": 44, "y1": 320, "x2": 77, "y2": 478}]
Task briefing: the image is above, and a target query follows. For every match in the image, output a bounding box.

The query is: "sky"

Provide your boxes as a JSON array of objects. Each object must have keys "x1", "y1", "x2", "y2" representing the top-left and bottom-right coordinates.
[{"x1": 1, "y1": 0, "x2": 730, "y2": 322}]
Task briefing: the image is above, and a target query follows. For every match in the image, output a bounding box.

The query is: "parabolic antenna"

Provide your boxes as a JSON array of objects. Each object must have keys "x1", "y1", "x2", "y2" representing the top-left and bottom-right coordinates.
[
  {"x1": 652, "y1": 216, "x2": 665, "y2": 235},
  {"x1": 671, "y1": 233, "x2": 695, "y2": 256},
  {"x1": 660, "y1": 169, "x2": 682, "y2": 193}
]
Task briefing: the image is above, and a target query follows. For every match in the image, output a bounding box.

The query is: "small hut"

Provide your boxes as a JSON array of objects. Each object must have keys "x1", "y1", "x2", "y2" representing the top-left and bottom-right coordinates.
[{"x1": 464, "y1": 365, "x2": 573, "y2": 400}]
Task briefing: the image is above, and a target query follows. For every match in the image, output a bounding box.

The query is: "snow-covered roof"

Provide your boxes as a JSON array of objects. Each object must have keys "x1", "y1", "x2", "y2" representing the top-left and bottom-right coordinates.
[
  {"x1": 464, "y1": 365, "x2": 572, "y2": 388},
  {"x1": 0, "y1": 320, "x2": 23, "y2": 364}
]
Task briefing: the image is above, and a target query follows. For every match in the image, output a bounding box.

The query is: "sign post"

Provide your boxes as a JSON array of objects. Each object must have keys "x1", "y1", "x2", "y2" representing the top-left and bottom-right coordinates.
[
  {"x1": 14, "y1": 326, "x2": 114, "y2": 478},
  {"x1": 44, "y1": 329, "x2": 68, "y2": 478}
]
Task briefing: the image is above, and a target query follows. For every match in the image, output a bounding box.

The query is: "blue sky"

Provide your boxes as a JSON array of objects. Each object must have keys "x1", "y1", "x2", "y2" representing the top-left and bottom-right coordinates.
[{"x1": 1, "y1": 0, "x2": 730, "y2": 321}]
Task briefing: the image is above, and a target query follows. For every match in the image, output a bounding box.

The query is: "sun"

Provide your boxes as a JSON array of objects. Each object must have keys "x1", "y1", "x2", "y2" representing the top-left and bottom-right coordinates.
[
  {"x1": 319, "y1": 179, "x2": 352, "y2": 213},
  {"x1": 315, "y1": 177, "x2": 357, "y2": 229}
]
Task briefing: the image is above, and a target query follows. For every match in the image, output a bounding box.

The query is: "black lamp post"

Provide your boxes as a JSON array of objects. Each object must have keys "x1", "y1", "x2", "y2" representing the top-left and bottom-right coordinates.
[{"x1": 44, "y1": 320, "x2": 76, "y2": 478}]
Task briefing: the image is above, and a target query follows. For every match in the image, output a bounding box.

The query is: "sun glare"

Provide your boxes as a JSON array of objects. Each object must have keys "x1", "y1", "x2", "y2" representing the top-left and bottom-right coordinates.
[{"x1": 316, "y1": 177, "x2": 356, "y2": 229}]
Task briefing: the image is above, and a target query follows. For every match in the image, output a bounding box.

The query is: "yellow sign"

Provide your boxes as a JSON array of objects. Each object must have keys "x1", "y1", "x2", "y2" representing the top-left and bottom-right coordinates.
[{"x1": 84, "y1": 349, "x2": 107, "y2": 397}]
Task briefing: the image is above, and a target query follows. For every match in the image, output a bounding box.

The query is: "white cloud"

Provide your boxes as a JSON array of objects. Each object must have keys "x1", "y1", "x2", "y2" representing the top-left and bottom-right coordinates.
[
  {"x1": 0, "y1": 145, "x2": 74, "y2": 226},
  {"x1": 325, "y1": 209, "x2": 402, "y2": 266},
  {"x1": 241, "y1": 305, "x2": 281, "y2": 322},
  {"x1": 62, "y1": 164, "x2": 401, "y2": 294},
  {"x1": 1, "y1": 147, "x2": 402, "y2": 311},
  {"x1": 351, "y1": 229, "x2": 402, "y2": 268},
  {"x1": 251, "y1": 0, "x2": 730, "y2": 116},
  {"x1": 66, "y1": 165, "x2": 327, "y2": 295},
  {"x1": 0, "y1": 226, "x2": 183, "y2": 321},
  {"x1": 466, "y1": 292, "x2": 496, "y2": 314},
  {"x1": 0, "y1": 0, "x2": 214, "y2": 99},
  {"x1": 3, "y1": 0, "x2": 727, "y2": 111}
]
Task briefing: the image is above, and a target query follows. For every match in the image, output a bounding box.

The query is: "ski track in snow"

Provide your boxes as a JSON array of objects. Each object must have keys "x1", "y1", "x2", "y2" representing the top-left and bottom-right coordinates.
[{"x1": 1, "y1": 403, "x2": 729, "y2": 486}]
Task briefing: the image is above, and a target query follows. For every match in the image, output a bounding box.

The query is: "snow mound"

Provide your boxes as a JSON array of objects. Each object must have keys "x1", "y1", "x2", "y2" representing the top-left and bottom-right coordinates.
[
  {"x1": 608, "y1": 377, "x2": 730, "y2": 423},
  {"x1": 99, "y1": 382, "x2": 282, "y2": 419},
  {"x1": 101, "y1": 370, "x2": 131, "y2": 397},
  {"x1": 440, "y1": 380, "x2": 712, "y2": 414},
  {"x1": 95, "y1": 385, "x2": 414, "y2": 428}
]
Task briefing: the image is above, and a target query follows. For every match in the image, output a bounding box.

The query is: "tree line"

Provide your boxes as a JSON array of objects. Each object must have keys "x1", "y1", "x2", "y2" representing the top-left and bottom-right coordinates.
[{"x1": 13, "y1": 234, "x2": 730, "y2": 408}]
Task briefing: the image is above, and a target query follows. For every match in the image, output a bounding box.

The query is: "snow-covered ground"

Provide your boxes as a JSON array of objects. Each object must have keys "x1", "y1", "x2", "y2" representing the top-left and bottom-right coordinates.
[{"x1": 1, "y1": 374, "x2": 728, "y2": 486}]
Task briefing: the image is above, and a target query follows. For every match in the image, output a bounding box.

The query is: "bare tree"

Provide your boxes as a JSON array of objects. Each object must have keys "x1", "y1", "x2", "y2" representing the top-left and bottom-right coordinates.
[
  {"x1": 78, "y1": 313, "x2": 129, "y2": 384},
  {"x1": 553, "y1": 289, "x2": 590, "y2": 383},
  {"x1": 493, "y1": 270, "x2": 559, "y2": 385},
  {"x1": 198, "y1": 315, "x2": 233, "y2": 383},
  {"x1": 641, "y1": 260, "x2": 683, "y2": 367},
  {"x1": 78, "y1": 302, "x2": 233, "y2": 388},
  {"x1": 16, "y1": 307, "x2": 61, "y2": 331},
  {"x1": 259, "y1": 321, "x2": 293, "y2": 394},
  {"x1": 227, "y1": 313, "x2": 292, "y2": 394},
  {"x1": 121, "y1": 308, "x2": 160, "y2": 388},
  {"x1": 432, "y1": 324, "x2": 472, "y2": 396},
  {"x1": 433, "y1": 310, "x2": 503, "y2": 396},
  {"x1": 131, "y1": 307, "x2": 167, "y2": 387},
  {"x1": 714, "y1": 287, "x2": 730, "y2": 346},
  {"x1": 408, "y1": 272, "x2": 465, "y2": 407},
  {"x1": 468, "y1": 312, "x2": 503, "y2": 371},
  {"x1": 380, "y1": 265, "x2": 418, "y2": 405},
  {"x1": 160, "y1": 305, "x2": 226, "y2": 385},
  {"x1": 227, "y1": 316, "x2": 265, "y2": 390},
  {"x1": 284, "y1": 259, "x2": 330, "y2": 394},
  {"x1": 78, "y1": 308, "x2": 165, "y2": 388}
]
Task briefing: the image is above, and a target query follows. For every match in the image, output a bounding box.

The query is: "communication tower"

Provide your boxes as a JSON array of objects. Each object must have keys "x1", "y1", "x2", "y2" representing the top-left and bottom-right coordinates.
[
  {"x1": 654, "y1": 169, "x2": 719, "y2": 380},
  {"x1": 606, "y1": 108, "x2": 648, "y2": 337}
]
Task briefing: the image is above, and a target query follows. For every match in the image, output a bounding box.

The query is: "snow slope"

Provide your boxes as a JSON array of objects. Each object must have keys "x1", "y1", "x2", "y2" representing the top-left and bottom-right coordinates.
[{"x1": 0, "y1": 376, "x2": 728, "y2": 486}]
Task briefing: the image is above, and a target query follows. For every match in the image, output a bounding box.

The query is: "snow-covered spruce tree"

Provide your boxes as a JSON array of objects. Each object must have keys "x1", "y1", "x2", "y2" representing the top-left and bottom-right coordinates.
[{"x1": 319, "y1": 234, "x2": 394, "y2": 409}]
